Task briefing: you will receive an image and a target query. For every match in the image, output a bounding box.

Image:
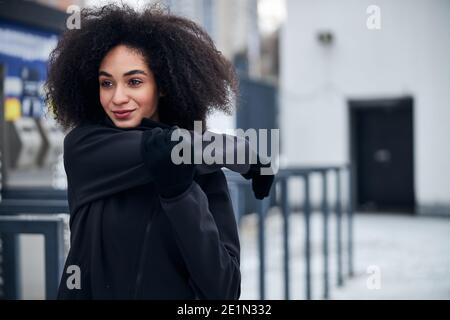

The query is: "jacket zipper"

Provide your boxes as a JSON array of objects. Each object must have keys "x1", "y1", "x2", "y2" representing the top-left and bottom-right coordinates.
[{"x1": 133, "y1": 203, "x2": 155, "y2": 299}]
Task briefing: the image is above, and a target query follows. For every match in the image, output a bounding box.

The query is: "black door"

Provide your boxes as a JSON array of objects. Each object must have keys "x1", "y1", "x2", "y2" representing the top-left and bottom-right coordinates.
[{"x1": 350, "y1": 97, "x2": 415, "y2": 213}]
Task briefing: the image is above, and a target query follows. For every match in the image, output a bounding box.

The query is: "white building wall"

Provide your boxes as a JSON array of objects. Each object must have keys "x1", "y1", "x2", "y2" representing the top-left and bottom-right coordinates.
[{"x1": 281, "y1": 0, "x2": 450, "y2": 213}]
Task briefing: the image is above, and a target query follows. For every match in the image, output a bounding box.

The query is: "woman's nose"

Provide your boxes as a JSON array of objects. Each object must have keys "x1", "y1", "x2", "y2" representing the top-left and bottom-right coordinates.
[{"x1": 112, "y1": 85, "x2": 130, "y2": 105}]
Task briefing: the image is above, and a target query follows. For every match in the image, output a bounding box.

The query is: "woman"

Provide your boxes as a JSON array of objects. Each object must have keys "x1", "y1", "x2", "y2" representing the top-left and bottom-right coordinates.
[{"x1": 46, "y1": 4, "x2": 272, "y2": 300}]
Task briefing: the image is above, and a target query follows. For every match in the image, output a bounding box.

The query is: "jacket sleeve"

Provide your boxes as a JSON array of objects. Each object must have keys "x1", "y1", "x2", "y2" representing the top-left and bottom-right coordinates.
[
  {"x1": 159, "y1": 169, "x2": 241, "y2": 300},
  {"x1": 63, "y1": 124, "x2": 152, "y2": 210},
  {"x1": 191, "y1": 130, "x2": 252, "y2": 175}
]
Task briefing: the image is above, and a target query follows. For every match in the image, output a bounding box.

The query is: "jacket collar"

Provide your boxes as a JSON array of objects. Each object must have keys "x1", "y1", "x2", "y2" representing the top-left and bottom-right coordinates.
[{"x1": 102, "y1": 115, "x2": 171, "y2": 131}]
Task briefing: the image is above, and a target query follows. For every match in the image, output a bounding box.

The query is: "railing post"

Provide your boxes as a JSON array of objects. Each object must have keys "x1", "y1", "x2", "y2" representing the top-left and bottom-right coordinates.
[
  {"x1": 1, "y1": 233, "x2": 20, "y2": 299},
  {"x1": 347, "y1": 164, "x2": 354, "y2": 277},
  {"x1": 321, "y1": 170, "x2": 330, "y2": 299},
  {"x1": 303, "y1": 173, "x2": 312, "y2": 300},
  {"x1": 229, "y1": 183, "x2": 241, "y2": 223},
  {"x1": 258, "y1": 196, "x2": 269, "y2": 300},
  {"x1": 44, "y1": 217, "x2": 66, "y2": 299},
  {"x1": 280, "y1": 175, "x2": 290, "y2": 300},
  {"x1": 336, "y1": 168, "x2": 343, "y2": 286}
]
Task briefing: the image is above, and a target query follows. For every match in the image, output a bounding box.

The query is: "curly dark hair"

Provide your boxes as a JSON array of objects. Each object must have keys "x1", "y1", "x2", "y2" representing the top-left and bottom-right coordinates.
[{"x1": 45, "y1": 4, "x2": 238, "y2": 130}]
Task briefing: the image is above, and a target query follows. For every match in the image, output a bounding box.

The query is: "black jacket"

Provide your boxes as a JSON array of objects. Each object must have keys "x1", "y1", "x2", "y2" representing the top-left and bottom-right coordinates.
[{"x1": 57, "y1": 117, "x2": 241, "y2": 299}]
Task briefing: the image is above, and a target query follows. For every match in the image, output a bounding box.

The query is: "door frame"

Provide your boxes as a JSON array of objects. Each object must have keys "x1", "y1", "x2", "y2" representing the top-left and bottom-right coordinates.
[{"x1": 348, "y1": 96, "x2": 416, "y2": 214}]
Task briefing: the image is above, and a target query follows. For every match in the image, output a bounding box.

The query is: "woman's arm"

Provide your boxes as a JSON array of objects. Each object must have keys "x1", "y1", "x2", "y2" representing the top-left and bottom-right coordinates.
[
  {"x1": 64, "y1": 122, "x2": 272, "y2": 211},
  {"x1": 64, "y1": 124, "x2": 153, "y2": 209},
  {"x1": 159, "y1": 169, "x2": 241, "y2": 300}
]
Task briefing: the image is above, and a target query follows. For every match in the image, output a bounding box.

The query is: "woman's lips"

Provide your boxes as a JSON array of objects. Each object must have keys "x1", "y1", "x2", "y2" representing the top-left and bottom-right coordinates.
[{"x1": 112, "y1": 109, "x2": 136, "y2": 119}]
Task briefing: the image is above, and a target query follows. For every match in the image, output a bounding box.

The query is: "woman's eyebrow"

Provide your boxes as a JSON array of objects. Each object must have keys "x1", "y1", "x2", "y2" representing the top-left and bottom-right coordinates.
[
  {"x1": 99, "y1": 71, "x2": 112, "y2": 77},
  {"x1": 123, "y1": 69, "x2": 148, "y2": 76},
  {"x1": 98, "y1": 70, "x2": 148, "y2": 77}
]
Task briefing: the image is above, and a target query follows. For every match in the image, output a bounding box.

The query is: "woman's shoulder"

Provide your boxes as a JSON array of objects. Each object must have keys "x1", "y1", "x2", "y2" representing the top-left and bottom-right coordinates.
[
  {"x1": 63, "y1": 123, "x2": 96, "y2": 150},
  {"x1": 63, "y1": 119, "x2": 121, "y2": 147}
]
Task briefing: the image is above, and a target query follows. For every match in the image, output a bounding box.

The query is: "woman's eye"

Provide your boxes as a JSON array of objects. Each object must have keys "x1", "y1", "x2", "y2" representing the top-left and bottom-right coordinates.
[
  {"x1": 129, "y1": 79, "x2": 143, "y2": 87},
  {"x1": 100, "y1": 80, "x2": 113, "y2": 88}
]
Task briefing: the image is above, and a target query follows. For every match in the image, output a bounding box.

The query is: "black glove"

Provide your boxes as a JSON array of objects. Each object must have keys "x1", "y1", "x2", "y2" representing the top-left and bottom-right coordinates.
[
  {"x1": 141, "y1": 127, "x2": 195, "y2": 198},
  {"x1": 242, "y1": 155, "x2": 275, "y2": 200}
]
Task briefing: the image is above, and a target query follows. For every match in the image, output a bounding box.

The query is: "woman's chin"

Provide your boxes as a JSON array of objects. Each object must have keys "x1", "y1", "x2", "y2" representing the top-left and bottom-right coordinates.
[{"x1": 111, "y1": 116, "x2": 141, "y2": 129}]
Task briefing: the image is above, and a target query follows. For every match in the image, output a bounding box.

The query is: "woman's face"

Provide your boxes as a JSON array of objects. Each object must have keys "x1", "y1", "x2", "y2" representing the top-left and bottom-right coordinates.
[{"x1": 99, "y1": 45, "x2": 159, "y2": 128}]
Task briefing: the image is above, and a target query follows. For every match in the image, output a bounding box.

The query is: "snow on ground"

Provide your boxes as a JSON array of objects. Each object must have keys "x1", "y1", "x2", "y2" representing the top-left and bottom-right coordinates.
[{"x1": 239, "y1": 209, "x2": 450, "y2": 300}]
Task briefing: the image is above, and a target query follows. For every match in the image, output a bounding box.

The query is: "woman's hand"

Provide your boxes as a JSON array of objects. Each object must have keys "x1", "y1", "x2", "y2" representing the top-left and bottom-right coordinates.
[
  {"x1": 241, "y1": 155, "x2": 275, "y2": 200},
  {"x1": 141, "y1": 127, "x2": 196, "y2": 198}
]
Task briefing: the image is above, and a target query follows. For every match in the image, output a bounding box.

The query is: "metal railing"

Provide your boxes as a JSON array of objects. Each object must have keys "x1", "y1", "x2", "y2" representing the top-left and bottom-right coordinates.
[
  {"x1": 0, "y1": 214, "x2": 67, "y2": 299},
  {"x1": 0, "y1": 189, "x2": 69, "y2": 299},
  {"x1": 0, "y1": 164, "x2": 354, "y2": 300},
  {"x1": 225, "y1": 164, "x2": 354, "y2": 300}
]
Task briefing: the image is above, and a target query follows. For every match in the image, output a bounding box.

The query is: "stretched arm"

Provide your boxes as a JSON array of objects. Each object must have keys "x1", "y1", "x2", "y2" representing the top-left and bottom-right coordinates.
[{"x1": 64, "y1": 121, "x2": 271, "y2": 211}]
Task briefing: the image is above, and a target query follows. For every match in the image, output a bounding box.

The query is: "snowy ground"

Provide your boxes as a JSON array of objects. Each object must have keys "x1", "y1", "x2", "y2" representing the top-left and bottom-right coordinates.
[{"x1": 239, "y1": 209, "x2": 450, "y2": 300}]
